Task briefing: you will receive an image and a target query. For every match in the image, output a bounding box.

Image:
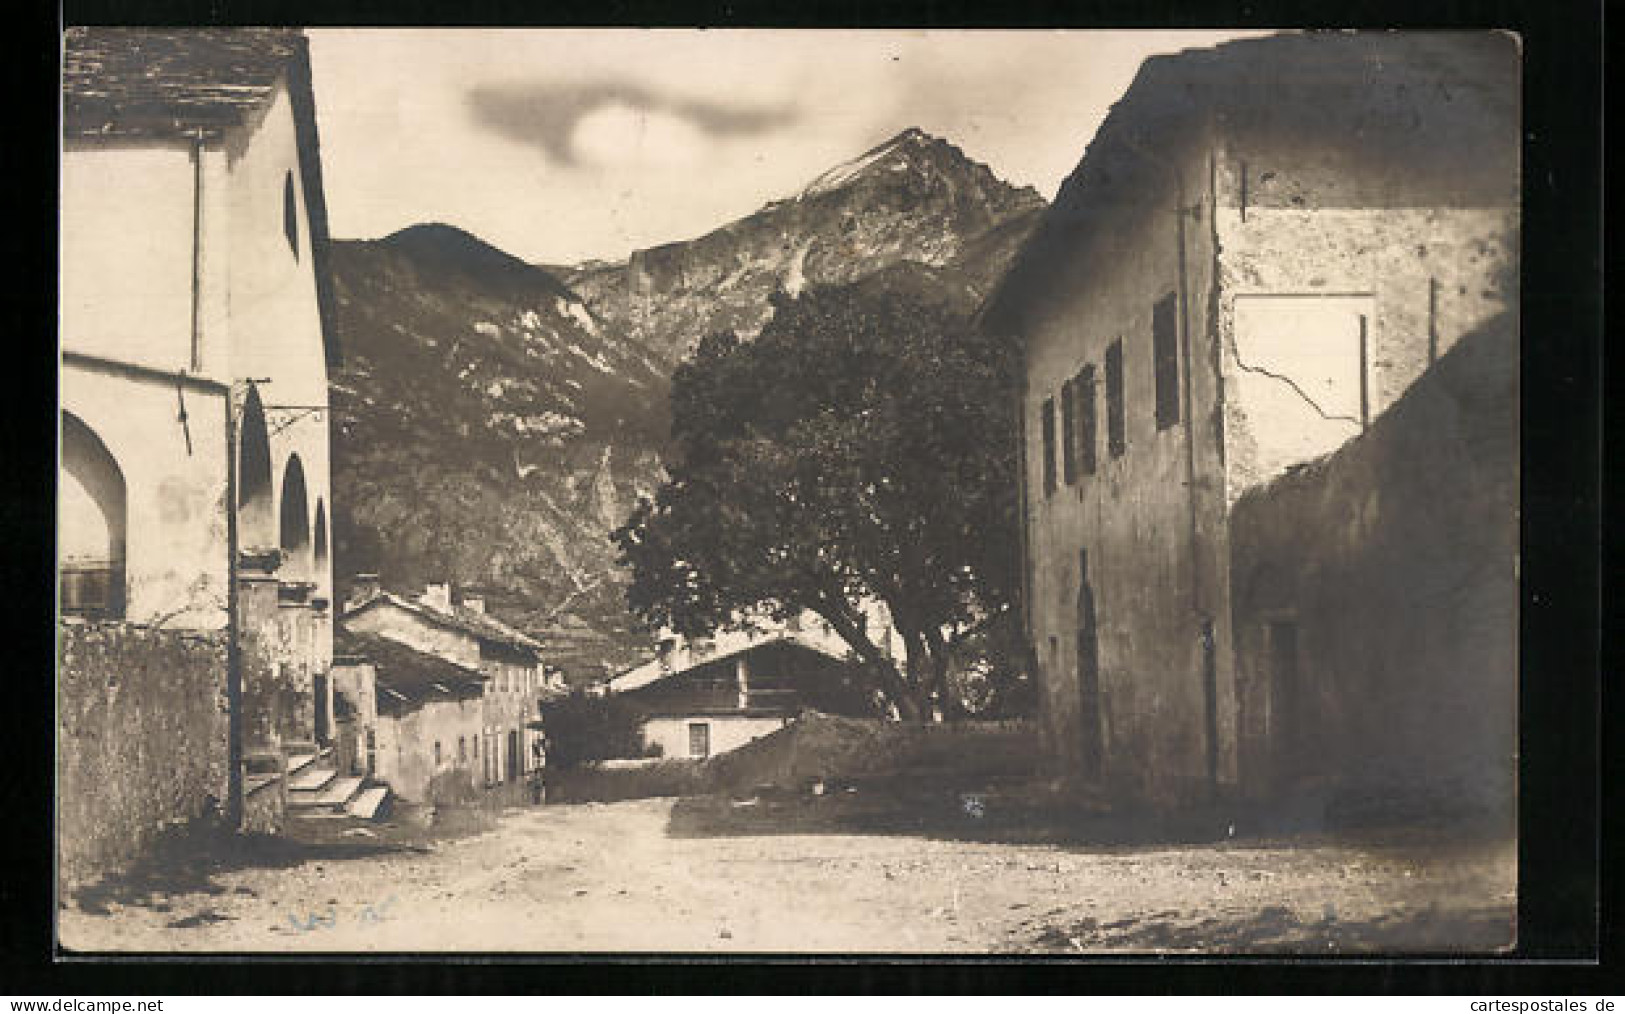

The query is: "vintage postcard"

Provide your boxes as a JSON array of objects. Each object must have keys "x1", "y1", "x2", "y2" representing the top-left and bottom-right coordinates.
[{"x1": 57, "y1": 27, "x2": 1519, "y2": 954}]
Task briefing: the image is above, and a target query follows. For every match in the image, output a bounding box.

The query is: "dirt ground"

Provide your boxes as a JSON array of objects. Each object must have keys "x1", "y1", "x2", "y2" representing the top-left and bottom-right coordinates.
[{"x1": 58, "y1": 792, "x2": 1516, "y2": 955}]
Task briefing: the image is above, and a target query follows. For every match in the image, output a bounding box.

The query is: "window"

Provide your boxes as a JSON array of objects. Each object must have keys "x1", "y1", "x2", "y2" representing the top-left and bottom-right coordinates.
[
  {"x1": 434, "y1": 741, "x2": 442, "y2": 767},
  {"x1": 60, "y1": 413, "x2": 127, "y2": 618},
  {"x1": 688, "y1": 722, "x2": 711, "y2": 759},
  {"x1": 458, "y1": 736, "x2": 467, "y2": 764},
  {"x1": 1153, "y1": 293, "x2": 1181, "y2": 429},
  {"x1": 1105, "y1": 340, "x2": 1126, "y2": 458},
  {"x1": 1075, "y1": 365, "x2": 1098, "y2": 477},
  {"x1": 1040, "y1": 397, "x2": 1057, "y2": 495},
  {"x1": 283, "y1": 171, "x2": 299, "y2": 258},
  {"x1": 1060, "y1": 379, "x2": 1077, "y2": 485}
]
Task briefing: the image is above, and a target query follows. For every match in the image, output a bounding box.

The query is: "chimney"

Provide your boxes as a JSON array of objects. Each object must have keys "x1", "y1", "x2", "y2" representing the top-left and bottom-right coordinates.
[
  {"x1": 462, "y1": 595, "x2": 485, "y2": 614},
  {"x1": 420, "y1": 582, "x2": 451, "y2": 613},
  {"x1": 347, "y1": 573, "x2": 381, "y2": 611}
]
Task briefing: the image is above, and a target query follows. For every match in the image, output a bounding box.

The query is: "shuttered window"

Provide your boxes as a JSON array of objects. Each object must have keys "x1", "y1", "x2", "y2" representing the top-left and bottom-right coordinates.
[
  {"x1": 1040, "y1": 397, "x2": 1057, "y2": 495},
  {"x1": 1154, "y1": 293, "x2": 1181, "y2": 429},
  {"x1": 1060, "y1": 379, "x2": 1078, "y2": 485},
  {"x1": 1076, "y1": 365, "x2": 1098, "y2": 476},
  {"x1": 1105, "y1": 340, "x2": 1126, "y2": 458}
]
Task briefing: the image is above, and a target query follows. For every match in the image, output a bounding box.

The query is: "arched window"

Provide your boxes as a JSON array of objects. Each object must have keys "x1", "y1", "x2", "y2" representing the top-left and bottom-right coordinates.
[
  {"x1": 312, "y1": 499, "x2": 329, "y2": 574},
  {"x1": 283, "y1": 171, "x2": 299, "y2": 259},
  {"x1": 279, "y1": 454, "x2": 310, "y2": 579},
  {"x1": 237, "y1": 386, "x2": 274, "y2": 550},
  {"x1": 60, "y1": 413, "x2": 126, "y2": 618}
]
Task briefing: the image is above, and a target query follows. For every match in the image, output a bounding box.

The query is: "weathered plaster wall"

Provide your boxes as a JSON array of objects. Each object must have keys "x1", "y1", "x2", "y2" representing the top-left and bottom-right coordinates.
[
  {"x1": 376, "y1": 696, "x2": 484, "y2": 803},
  {"x1": 1228, "y1": 315, "x2": 1516, "y2": 815},
  {"x1": 60, "y1": 367, "x2": 230, "y2": 630},
  {"x1": 60, "y1": 143, "x2": 197, "y2": 373},
  {"x1": 1210, "y1": 41, "x2": 1519, "y2": 502},
  {"x1": 57, "y1": 621, "x2": 230, "y2": 890},
  {"x1": 223, "y1": 81, "x2": 334, "y2": 604},
  {"x1": 1019, "y1": 137, "x2": 1237, "y2": 807},
  {"x1": 330, "y1": 658, "x2": 379, "y2": 775},
  {"x1": 642, "y1": 714, "x2": 789, "y2": 759},
  {"x1": 480, "y1": 653, "x2": 542, "y2": 780},
  {"x1": 1215, "y1": 199, "x2": 1518, "y2": 501}
]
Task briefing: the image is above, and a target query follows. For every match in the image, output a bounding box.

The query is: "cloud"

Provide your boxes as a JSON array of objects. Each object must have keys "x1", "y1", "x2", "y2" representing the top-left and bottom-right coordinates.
[{"x1": 466, "y1": 80, "x2": 800, "y2": 167}]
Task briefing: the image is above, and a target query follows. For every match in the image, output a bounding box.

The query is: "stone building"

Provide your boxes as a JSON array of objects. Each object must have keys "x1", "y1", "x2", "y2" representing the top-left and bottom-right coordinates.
[
  {"x1": 58, "y1": 28, "x2": 342, "y2": 879},
  {"x1": 341, "y1": 579, "x2": 557, "y2": 794},
  {"x1": 609, "y1": 626, "x2": 885, "y2": 759},
  {"x1": 333, "y1": 629, "x2": 489, "y2": 805},
  {"x1": 982, "y1": 32, "x2": 1518, "y2": 810}
]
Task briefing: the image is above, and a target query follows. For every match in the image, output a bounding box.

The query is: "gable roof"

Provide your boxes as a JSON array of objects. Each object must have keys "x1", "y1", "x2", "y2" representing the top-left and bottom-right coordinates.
[
  {"x1": 62, "y1": 28, "x2": 342, "y2": 368},
  {"x1": 335, "y1": 627, "x2": 485, "y2": 715},
  {"x1": 609, "y1": 631, "x2": 849, "y2": 695},
  {"x1": 342, "y1": 590, "x2": 544, "y2": 657}
]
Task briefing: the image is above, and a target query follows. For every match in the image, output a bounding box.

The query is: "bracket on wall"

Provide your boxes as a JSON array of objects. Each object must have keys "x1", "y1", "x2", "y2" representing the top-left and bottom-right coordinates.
[{"x1": 265, "y1": 405, "x2": 328, "y2": 438}]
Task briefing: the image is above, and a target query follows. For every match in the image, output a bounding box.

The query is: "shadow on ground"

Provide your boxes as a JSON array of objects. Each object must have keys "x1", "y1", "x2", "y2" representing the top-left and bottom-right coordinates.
[
  {"x1": 67, "y1": 794, "x2": 544, "y2": 921},
  {"x1": 1017, "y1": 901, "x2": 1516, "y2": 954},
  {"x1": 663, "y1": 775, "x2": 1512, "y2": 852}
]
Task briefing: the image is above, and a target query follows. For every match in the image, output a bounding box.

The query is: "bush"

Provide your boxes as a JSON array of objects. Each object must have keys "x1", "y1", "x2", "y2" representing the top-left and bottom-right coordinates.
[{"x1": 539, "y1": 690, "x2": 646, "y2": 770}]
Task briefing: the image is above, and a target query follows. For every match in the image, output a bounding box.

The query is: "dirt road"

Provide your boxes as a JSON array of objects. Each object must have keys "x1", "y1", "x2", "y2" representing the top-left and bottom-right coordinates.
[{"x1": 59, "y1": 795, "x2": 1515, "y2": 954}]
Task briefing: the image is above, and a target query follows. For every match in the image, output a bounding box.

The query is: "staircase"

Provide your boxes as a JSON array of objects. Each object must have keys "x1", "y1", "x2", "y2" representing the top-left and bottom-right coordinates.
[{"x1": 286, "y1": 745, "x2": 393, "y2": 822}]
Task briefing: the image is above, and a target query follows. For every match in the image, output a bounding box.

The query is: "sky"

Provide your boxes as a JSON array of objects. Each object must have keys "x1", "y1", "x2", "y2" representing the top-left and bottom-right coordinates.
[{"x1": 306, "y1": 30, "x2": 1266, "y2": 266}]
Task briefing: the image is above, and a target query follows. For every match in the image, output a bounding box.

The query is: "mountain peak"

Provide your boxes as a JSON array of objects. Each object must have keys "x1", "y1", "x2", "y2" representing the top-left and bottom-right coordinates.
[
  {"x1": 380, "y1": 222, "x2": 573, "y2": 299},
  {"x1": 794, "y1": 126, "x2": 1028, "y2": 205}
]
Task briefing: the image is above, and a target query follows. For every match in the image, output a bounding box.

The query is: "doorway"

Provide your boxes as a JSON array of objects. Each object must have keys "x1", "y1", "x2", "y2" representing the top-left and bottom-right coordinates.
[
  {"x1": 1201, "y1": 619, "x2": 1218, "y2": 794},
  {"x1": 1076, "y1": 550, "x2": 1102, "y2": 779},
  {"x1": 507, "y1": 730, "x2": 521, "y2": 781},
  {"x1": 313, "y1": 671, "x2": 330, "y2": 744}
]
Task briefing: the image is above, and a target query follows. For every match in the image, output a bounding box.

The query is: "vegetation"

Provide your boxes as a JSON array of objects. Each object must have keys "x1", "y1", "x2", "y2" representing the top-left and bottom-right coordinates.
[
  {"x1": 612, "y1": 281, "x2": 1023, "y2": 720},
  {"x1": 539, "y1": 690, "x2": 647, "y2": 769}
]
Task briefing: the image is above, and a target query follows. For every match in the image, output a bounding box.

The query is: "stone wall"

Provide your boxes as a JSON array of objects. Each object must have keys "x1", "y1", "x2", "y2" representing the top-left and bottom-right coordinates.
[
  {"x1": 1228, "y1": 315, "x2": 1517, "y2": 818},
  {"x1": 57, "y1": 621, "x2": 230, "y2": 890}
]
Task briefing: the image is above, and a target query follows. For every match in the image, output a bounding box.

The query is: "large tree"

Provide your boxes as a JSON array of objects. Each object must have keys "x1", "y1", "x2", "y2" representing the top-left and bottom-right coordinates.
[{"x1": 611, "y1": 273, "x2": 1020, "y2": 720}]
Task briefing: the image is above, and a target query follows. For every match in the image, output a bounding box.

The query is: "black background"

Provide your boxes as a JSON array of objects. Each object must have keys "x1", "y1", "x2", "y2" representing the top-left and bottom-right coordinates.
[{"x1": 4, "y1": 0, "x2": 1607, "y2": 994}]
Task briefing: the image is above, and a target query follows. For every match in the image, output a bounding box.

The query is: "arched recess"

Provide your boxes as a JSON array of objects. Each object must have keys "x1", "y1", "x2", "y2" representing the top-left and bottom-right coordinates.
[
  {"x1": 238, "y1": 386, "x2": 274, "y2": 549},
  {"x1": 60, "y1": 412, "x2": 127, "y2": 617},
  {"x1": 312, "y1": 498, "x2": 329, "y2": 589},
  {"x1": 279, "y1": 454, "x2": 311, "y2": 580}
]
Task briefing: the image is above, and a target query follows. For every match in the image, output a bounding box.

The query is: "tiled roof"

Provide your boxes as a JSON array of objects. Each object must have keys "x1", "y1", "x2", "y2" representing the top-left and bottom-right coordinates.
[
  {"x1": 343, "y1": 591, "x2": 544, "y2": 656},
  {"x1": 63, "y1": 28, "x2": 305, "y2": 140},
  {"x1": 335, "y1": 627, "x2": 485, "y2": 715}
]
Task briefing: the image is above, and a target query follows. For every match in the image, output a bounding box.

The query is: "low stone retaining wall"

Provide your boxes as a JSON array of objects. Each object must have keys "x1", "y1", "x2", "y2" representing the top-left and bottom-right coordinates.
[{"x1": 57, "y1": 621, "x2": 231, "y2": 891}]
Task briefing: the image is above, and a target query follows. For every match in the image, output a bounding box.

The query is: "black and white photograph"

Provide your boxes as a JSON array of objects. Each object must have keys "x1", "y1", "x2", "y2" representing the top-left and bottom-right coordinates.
[{"x1": 56, "y1": 26, "x2": 1522, "y2": 955}]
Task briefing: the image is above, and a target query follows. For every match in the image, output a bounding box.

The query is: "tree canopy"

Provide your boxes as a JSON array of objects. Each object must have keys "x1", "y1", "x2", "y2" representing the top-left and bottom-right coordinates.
[{"x1": 611, "y1": 276, "x2": 1021, "y2": 720}]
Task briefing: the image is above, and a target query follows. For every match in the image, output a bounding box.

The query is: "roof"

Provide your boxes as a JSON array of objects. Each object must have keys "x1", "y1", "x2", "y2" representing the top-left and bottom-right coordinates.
[
  {"x1": 62, "y1": 28, "x2": 342, "y2": 368},
  {"x1": 334, "y1": 627, "x2": 485, "y2": 715},
  {"x1": 982, "y1": 30, "x2": 1519, "y2": 333},
  {"x1": 65, "y1": 28, "x2": 301, "y2": 139},
  {"x1": 609, "y1": 632, "x2": 849, "y2": 694},
  {"x1": 342, "y1": 590, "x2": 544, "y2": 657}
]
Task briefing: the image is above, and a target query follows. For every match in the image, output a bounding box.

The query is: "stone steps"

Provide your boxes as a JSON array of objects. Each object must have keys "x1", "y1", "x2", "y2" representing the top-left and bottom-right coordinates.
[
  {"x1": 345, "y1": 785, "x2": 391, "y2": 820},
  {"x1": 288, "y1": 764, "x2": 337, "y2": 795},
  {"x1": 314, "y1": 774, "x2": 365, "y2": 807}
]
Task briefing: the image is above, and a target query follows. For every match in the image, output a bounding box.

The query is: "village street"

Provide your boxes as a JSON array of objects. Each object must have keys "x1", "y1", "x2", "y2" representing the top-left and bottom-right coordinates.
[{"x1": 60, "y1": 796, "x2": 1516, "y2": 954}]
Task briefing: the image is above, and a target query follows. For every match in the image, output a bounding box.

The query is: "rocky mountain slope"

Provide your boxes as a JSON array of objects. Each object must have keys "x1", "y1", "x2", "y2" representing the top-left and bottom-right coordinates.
[
  {"x1": 328, "y1": 224, "x2": 671, "y2": 679},
  {"x1": 559, "y1": 127, "x2": 1046, "y2": 367},
  {"x1": 328, "y1": 129, "x2": 1045, "y2": 682}
]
